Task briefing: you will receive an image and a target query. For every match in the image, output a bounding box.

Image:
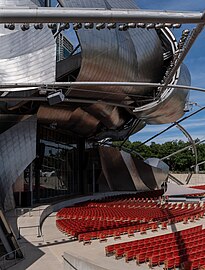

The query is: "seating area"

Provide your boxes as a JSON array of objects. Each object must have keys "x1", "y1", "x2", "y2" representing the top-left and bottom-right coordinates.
[
  {"x1": 56, "y1": 193, "x2": 205, "y2": 243},
  {"x1": 190, "y1": 185, "x2": 205, "y2": 190},
  {"x1": 55, "y1": 192, "x2": 205, "y2": 269},
  {"x1": 105, "y1": 225, "x2": 205, "y2": 269}
]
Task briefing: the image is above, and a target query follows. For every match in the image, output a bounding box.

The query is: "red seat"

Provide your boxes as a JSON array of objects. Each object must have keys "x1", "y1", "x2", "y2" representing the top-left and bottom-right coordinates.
[
  {"x1": 125, "y1": 250, "x2": 136, "y2": 262},
  {"x1": 149, "y1": 255, "x2": 160, "y2": 268},
  {"x1": 164, "y1": 258, "x2": 175, "y2": 270},
  {"x1": 115, "y1": 248, "x2": 125, "y2": 259},
  {"x1": 136, "y1": 252, "x2": 146, "y2": 265}
]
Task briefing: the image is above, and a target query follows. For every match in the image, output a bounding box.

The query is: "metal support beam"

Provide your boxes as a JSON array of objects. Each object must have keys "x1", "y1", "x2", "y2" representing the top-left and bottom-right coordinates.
[
  {"x1": 45, "y1": 0, "x2": 51, "y2": 7},
  {"x1": 175, "y1": 123, "x2": 198, "y2": 173},
  {"x1": 161, "y1": 139, "x2": 205, "y2": 161},
  {"x1": 137, "y1": 106, "x2": 205, "y2": 147},
  {"x1": 1, "y1": 82, "x2": 205, "y2": 94},
  {"x1": 29, "y1": 163, "x2": 33, "y2": 207},
  {"x1": 0, "y1": 96, "x2": 134, "y2": 109},
  {"x1": 0, "y1": 8, "x2": 204, "y2": 24},
  {"x1": 158, "y1": 12, "x2": 205, "y2": 94}
]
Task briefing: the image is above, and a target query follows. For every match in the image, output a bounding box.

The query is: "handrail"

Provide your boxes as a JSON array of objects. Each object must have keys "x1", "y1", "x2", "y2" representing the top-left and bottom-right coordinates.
[
  {"x1": 18, "y1": 225, "x2": 42, "y2": 239},
  {"x1": 0, "y1": 246, "x2": 25, "y2": 270}
]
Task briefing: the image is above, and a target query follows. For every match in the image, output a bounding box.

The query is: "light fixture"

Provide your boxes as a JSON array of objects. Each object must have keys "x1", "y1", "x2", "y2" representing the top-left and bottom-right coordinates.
[
  {"x1": 64, "y1": 23, "x2": 70, "y2": 29},
  {"x1": 64, "y1": 23, "x2": 70, "y2": 30},
  {"x1": 146, "y1": 23, "x2": 155, "y2": 29},
  {"x1": 4, "y1": 23, "x2": 15, "y2": 30},
  {"x1": 164, "y1": 23, "x2": 173, "y2": 28},
  {"x1": 173, "y1": 24, "x2": 181, "y2": 28},
  {"x1": 107, "y1": 23, "x2": 116, "y2": 30},
  {"x1": 73, "y1": 23, "x2": 82, "y2": 30},
  {"x1": 96, "y1": 23, "x2": 106, "y2": 30},
  {"x1": 182, "y1": 29, "x2": 190, "y2": 36},
  {"x1": 178, "y1": 41, "x2": 184, "y2": 49},
  {"x1": 179, "y1": 36, "x2": 186, "y2": 42},
  {"x1": 20, "y1": 23, "x2": 30, "y2": 31},
  {"x1": 59, "y1": 23, "x2": 70, "y2": 31},
  {"x1": 137, "y1": 23, "x2": 146, "y2": 28},
  {"x1": 34, "y1": 23, "x2": 43, "y2": 30},
  {"x1": 84, "y1": 23, "x2": 94, "y2": 29},
  {"x1": 118, "y1": 24, "x2": 129, "y2": 31},
  {"x1": 128, "y1": 23, "x2": 136, "y2": 28},
  {"x1": 155, "y1": 23, "x2": 164, "y2": 29},
  {"x1": 47, "y1": 90, "x2": 65, "y2": 105},
  {"x1": 39, "y1": 89, "x2": 47, "y2": 95},
  {"x1": 48, "y1": 23, "x2": 58, "y2": 30}
]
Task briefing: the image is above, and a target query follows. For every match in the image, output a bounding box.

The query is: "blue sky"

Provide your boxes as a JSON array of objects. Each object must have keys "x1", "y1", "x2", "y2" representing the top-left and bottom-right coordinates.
[{"x1": 51, "y1": 0, "x2": 205, "y2": 144}]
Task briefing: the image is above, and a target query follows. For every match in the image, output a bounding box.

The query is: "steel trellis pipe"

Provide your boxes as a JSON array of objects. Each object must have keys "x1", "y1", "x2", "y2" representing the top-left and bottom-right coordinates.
[{"x1": 0, "y1": 8, "x2": 204, "y2": 24}]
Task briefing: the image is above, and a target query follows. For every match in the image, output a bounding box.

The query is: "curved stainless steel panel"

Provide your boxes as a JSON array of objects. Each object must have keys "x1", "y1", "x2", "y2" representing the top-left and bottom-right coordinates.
[
  {"x1": 0, "y1": 0, "x2": 38, "y2": 7},
  {"x1": 134, "y1": 63, "x2": 190, "y2": 124},
  {"x1": 66, "y1": 108, "x2": 99, "y2": 135},
  {"x1": 0, "y1": 0, "x2": 56, "y2": 90},
  {"x1": 37, "y1": 105, "x2": 99, "y2": 136},
  {"x1": 0, "y1": 0, "x2": 56, "y2": 109},
  {"x1": 59, "y1": 0, "x2": 107, "y2": 8},
  {"x1": 0, "y1": 26, "x2": 56, "y2": 108},
  {"x1": 37, "y1": 105, "x2": 74, "y2": 125},
  {"x1": 0, "y1": 0, "x2": 191, "y2": 139},
  {"x1": 132, "y1": 156, "x2": 166, "y2": 190},
  {"x1": 59, "y1": 0, "x2": 138, "y2": 9},
  {"x1": 99, "y1": 146, "x2": 136, "y2": 191},
  {"x1": 145, "y1": 158, "x2": 169, "y2": 175},
  {"x1": 145, "y1": 158, "x2": 169, "y2": 187},
  {"x1": 120, "y1": 151, "x2": 150, "y2": 191},
  {"x1": 0, "y1": 0, "x2": 43, "y2": 35},
  {"x1": 0, "y1": 27, "x2": 55, "y2": 84},
  {"x1": 106, "y1": 0, "x2": 139, "y2": 9},
  {"x1": 61, "y1": 0, "x2": 164, "y2": 131},
  {"x1": 128, "y1": 28, "x2": 163, "y2": 91},
  {"x1": 99, "y1": 146, "x2": 168, "y2": 191},
  {"x1": 0, "y1": 116, "x2": 37, "y2": 210},
  {"x1": 83, "y1": 104, "x2": 125, "y2": 129}
]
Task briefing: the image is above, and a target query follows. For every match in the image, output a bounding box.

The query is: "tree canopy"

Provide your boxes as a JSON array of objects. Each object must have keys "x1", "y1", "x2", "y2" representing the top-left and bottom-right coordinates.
[{"x1": 113, "y1": 140, "x2": 205, "y2": 173}]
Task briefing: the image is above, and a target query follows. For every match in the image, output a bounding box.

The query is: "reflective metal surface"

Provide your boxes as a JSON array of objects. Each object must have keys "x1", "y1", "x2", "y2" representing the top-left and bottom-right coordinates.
[
  {"x1": 99, "y1": 146, "x2": 168, "y2": 191},
  {"x1": 134, "y1": 63, "x2": 191, "y2": 124},
  {"x1": 61, "y1": 0, "x2": 164, "y2": 132},
  {"x1": 120, "y1": 151, "x2": 150, "y2": 191},
  {"x1": 0, "y1": 116, "x2": 37, "y2": 210},
  {"x1": 0, "y1": 0, "x2": 191, "y2": 139},
  {"x1": 0, "y1": 0, "x2": 194, "y2": 209},
  {"x1": 99, "y1": 146, "x2": 136, "y2": 191},
  {"x1": 0, "y1": 0, "x2": 56, "y2": 108}
]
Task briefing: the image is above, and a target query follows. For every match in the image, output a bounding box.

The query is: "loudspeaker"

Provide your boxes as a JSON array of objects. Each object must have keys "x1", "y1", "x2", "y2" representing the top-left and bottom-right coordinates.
[{"x1": 47, "y1": 91, "x2": 65, "y2": 105}]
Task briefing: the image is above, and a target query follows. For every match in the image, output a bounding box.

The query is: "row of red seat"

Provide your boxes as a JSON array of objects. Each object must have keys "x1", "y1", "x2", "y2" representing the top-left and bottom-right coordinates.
[
  {"x1": 92, "y1": 190, "x2": 164, "y2": 202},
  {"x1": 105, "y1": 225, "x2": 205, "y2": 269},
  {"x1": 105, "y1": 225, "x2": 202, "y2": 256},
  {"x1": 57, "y1": 202, "x2": 203, "y2": 222},
  {"x1": 56, "y1": 218, "x2": 153, "y2": 238},
  {"x1": 119, "y1": 232, "x2": 205, "y2": 262},
  {"x1": 190, "y1": 185, "x2": 205, "y2": 190},
  {"x1": 56, "y1": 205, "x2": 204, "y2": 239}
]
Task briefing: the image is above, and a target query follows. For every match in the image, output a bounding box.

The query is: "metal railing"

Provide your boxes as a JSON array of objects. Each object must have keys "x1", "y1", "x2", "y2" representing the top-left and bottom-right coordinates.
[
  {"x1": 0, "y1": 247, "x2": 25, "y2": 270},
  {"x1": 18, "y1": 225, "x2": 42, "y2": 239},
  {"x1": 15, "y1": 207, "x2": 44, "y2": 217}
]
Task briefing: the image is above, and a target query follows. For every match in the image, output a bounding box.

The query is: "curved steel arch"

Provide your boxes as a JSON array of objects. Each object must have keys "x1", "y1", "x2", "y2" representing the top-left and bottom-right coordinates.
[{"x1": 175, "y1": 123, "x2": 198, "y2": 173}]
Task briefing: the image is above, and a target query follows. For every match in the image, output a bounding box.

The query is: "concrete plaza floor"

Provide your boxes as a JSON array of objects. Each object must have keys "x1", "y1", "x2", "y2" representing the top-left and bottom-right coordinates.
[{"x1": 5, "y1": 203, "x2": 205, "y2": 270}]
